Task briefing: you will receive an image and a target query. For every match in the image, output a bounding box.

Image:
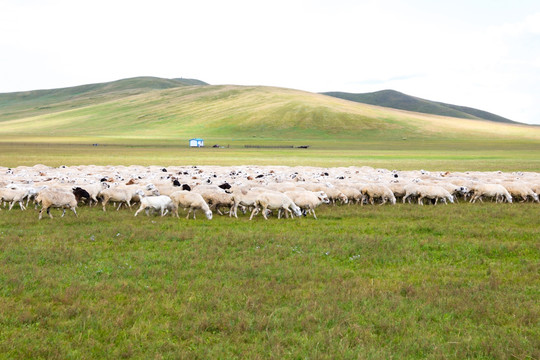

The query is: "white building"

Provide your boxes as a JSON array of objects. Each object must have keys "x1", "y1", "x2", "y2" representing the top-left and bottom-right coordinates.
[{"x1": 189, "y1": 138, "x2": 204, "y2": 147}]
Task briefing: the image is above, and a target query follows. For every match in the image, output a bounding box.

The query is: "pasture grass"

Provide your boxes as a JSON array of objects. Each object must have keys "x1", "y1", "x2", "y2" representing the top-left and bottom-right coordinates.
[
  {"x1": 1, "y1": 139, "x2": 540, "y2": 171},
  {"x1": 0, "y1": 202, "x2": 538, "y2": 359}
]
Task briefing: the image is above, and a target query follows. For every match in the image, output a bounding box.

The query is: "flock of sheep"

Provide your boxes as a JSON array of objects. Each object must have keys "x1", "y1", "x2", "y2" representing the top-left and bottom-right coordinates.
[{"x1": 0, "y1": 164, "x2": 539, "y2": 220}]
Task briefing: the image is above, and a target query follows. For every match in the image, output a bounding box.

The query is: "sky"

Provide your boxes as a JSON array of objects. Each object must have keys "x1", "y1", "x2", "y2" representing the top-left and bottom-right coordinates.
[{"x1": 1, "y1": 0, "x2": 540, "y2": 124}]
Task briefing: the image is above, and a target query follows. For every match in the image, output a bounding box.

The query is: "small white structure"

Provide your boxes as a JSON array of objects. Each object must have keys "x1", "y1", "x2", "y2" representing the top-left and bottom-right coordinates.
[{"x1": 189, "y1": 138, "x2": 204, "y2": 147}]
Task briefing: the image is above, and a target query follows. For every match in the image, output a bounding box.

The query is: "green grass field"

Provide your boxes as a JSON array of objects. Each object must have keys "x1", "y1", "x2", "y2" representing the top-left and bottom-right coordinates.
[
  {"x1": 1, "y1": 78, "x2": 539, "y2": 358},
  {"x1": 1, "y1": 139, "x2": 539, "y2": 171},
  {"x1": 0, "y1": 203, "x2": 538, "y2": 359}
]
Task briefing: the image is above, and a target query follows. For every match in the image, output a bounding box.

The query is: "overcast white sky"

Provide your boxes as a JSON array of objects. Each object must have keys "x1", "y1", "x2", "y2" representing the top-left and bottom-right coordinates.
[{"x1": 1, "y1": 0, "x2": 540, "y2": 124}]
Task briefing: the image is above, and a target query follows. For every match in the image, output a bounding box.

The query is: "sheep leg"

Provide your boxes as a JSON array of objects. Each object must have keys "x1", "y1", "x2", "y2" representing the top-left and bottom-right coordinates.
[
  {"x1": 38, "y1": 207, "x2": 46, "y2": 220},
  {"x1": 116, "y1": 202, "x2": 123, "y2": 211},
  {"x1": 192, "y1": 209, "x2": 197, "y2": 219},
  {"x1": 47, "y1": 207, "x2": 53, "y2": 219},
  {"x1": 262, "y1": 206, "x2": 269, "y2": 220},
  {"x1": 134, "y1": 204, "x2": 145, "y2": 217},
  {"x1": 286, "y1": 208, "x2": 293, "y2": 219},
  {"x1": 61, "y1": 209, "x2": 66, "y2": 217},
  {"x1": 71, "y1": 207, "x2": 78, "y2": 217},
  {"x1": 249, "y1": 206, "x2": 259, "y2": 220},
  {"x1": 102, "y1": 198, "x2": 109, "y2": 211},
  {"x1": 311, "y1": 207, "x2": 317, "y2": 219},
  {"x1": 418, "y1": 197, "x2": 424, "y2": 205},
  {"x1": 230, "y1": 203, "x2": 237, "y2": 218}
]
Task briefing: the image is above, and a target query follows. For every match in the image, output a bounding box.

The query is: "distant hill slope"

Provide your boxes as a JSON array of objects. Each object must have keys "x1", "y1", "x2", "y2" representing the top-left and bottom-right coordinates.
[
  {"x1": 322, "y1": 90, "x2": 520, "y2": 125},
  {"x1": 0, "y1": 76, "x2": 207, "y2": 121},
  {"x1": 1, "y1": 83, "x2": 538, "y2": 143}
]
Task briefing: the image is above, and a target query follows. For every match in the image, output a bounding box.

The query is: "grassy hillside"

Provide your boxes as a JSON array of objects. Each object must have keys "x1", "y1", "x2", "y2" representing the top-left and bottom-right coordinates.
[
  {"x1": 1, "y1": 83, "x2": 539, "y2": 144},
  {"x1": 322, "y1": 90, "x2": 520, "y2": 125},
  {"x1": 0, "y1": 77, "x2": 207, "y2": 122}
]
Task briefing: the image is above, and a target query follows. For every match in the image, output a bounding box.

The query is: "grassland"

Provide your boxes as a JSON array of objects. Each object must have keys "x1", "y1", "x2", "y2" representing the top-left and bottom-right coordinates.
[
  {"x1": 0, "y1": 202, "x2": 538, "y2": 359},
  {"x1": 1, "y1": 78, "x2": 539, "y2": 358},
  {"x1": 1, "y1": 139, "x2": 539, "y2": 171}
]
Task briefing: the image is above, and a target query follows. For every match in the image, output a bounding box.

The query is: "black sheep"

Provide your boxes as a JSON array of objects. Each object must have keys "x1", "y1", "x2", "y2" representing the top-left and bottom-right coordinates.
[{"x1": 73, "y1": 187, "x2": 91, "y2": 204}]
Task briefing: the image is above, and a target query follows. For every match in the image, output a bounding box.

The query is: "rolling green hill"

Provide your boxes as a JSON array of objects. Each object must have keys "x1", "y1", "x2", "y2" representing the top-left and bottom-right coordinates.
[
  {"x1": 0, "y1": 77, "x2": 207, "y2": 122},
  {"x1": 322, "y1": 90, "x2": 520, "y2": 124},
  {"x1": 0, "y1": 78, "x2": 538, "y2": 144}
]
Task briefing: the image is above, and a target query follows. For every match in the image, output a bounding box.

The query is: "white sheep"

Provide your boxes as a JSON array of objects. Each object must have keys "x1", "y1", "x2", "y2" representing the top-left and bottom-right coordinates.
[
  {"x1": 249, "y1": 192, "x2": 302, "y2": 220},
  {"x1": 284, "y1": 190, "x2": 330, "y2": 219},
  {"x1": 0, "y1": 187, "x2": 30, "y2": 210},
  {"x1": 230, "y1": 187, "x2": 269, "y2": 218},
  {"x1": 133, "y1": 190, "x2": 174, "y2": 217},
  {"x1": 386, "y1": 182, "x2": 407, "y2": 202},
  {"x1": 201, "y1": 192, "x2": 234, "y2": 215},
  {"x1": 502, "y1": 183, "x2": 539, "y2": 203},
  {"x1": 417, "y1": 185, "x2": 454, "y2": 205},
  {"x1": 402, "y1": 184, "x2": 422, "y2": 204},
  {"x1": 169, "y1": 191, "x2": 212, "y2": 220},
  {"x1": 36, "y1": 189, "x2": 78, "y2": 220},
  {"x1": 336, "y1": 186, "x2": 363, "y2": 204},
  {"x1": 470, "y1": 184, "x2": 513, "y2": 203},
  {"x1": 361, "y1": 184, "x2": 396, "y2": 205},
  {"x1": 99, "y1": 184, "x2": 154, "y2": 211},
  {"x1": 296, "y1": 183, "x2": 348, "y2": 205}
]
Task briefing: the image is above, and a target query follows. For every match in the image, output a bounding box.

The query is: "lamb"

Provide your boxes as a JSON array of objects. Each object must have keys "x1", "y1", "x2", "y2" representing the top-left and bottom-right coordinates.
[
  {"x1": 36, "y1": 189, "x2": 78, "y2": 220},
  {"x1": 169, "y1": 191, "x2": 212, "y2": 220},
  {"x1": 361, "y1": 184, "x2": 396, "y2": 205},
  {"x1": 417, "y1": 185, "x2": 454, "y2": 205},
  {"x1": 470, "y1": 184, "x2": 513, "y2": 203},
  {"x1": 133, "y1": 190, "x2": 174, "y2": 217},
  {"x1": 249, "y1": 192, "x2": 302, "y2": 220},
  {"x1": 284, "y1": 190, "x2": 330, "y2": 219}
]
